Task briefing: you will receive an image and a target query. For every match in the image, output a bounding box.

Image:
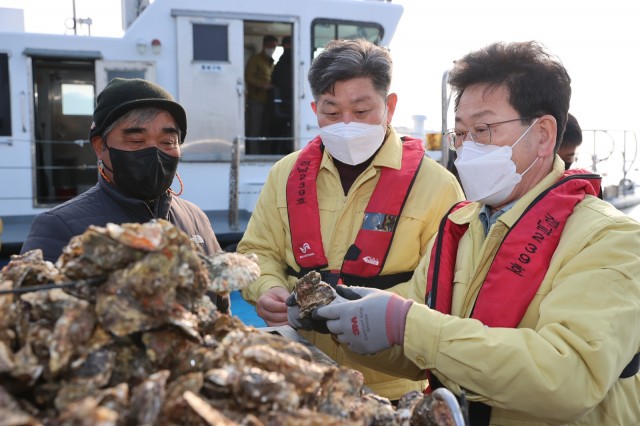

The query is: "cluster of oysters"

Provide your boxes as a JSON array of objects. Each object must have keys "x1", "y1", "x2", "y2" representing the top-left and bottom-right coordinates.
[{"x1": 0, "y1": 219, "x2": 463, "y2": 425}]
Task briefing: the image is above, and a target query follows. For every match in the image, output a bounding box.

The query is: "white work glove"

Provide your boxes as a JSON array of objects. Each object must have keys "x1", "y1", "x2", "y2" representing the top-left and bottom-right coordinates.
[{"x1": 316, "y1": 286, "x2": 413, "y2": 355}]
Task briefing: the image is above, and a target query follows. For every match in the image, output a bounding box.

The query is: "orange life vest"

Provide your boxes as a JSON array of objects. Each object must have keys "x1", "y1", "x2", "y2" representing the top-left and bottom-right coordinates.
[{"x1": 286, "y1": 136, "x2": 424, "y2": 288}]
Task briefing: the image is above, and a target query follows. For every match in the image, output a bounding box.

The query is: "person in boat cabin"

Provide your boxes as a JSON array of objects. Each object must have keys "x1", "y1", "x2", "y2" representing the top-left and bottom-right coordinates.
[
  {"x1": 238, "y1": 38, "x2": 464, "y2": 401},
  {"x1": 20, "y1": 78, "x2": 229, "y2": 313},
  {"x1": 312, "y1": 41, "x2": 640, "y2": 425},
  {"x1": 267, "y1": 35, "x2": 294, "y2": 154},
  {"x1": 558, "y1": 112, "x2": 583, "y2": 170},
  {"x1": 245, "y1": 34, "x2": 278, "y2": 153}
]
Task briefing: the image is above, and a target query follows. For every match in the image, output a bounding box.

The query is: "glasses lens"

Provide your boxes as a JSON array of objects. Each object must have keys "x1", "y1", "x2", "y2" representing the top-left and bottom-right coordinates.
[
  {"x1": 470, "y1": 123, "x2": 491, "y2": 146},
  {"x1": 444, "y1": 130, "x2": 458, "y2": 150}
]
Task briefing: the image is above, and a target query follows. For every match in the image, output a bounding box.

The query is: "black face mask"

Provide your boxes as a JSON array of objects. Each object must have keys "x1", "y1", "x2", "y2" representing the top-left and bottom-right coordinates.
[{"x1": 104, "y1": 146, "x2": 179, "y2": 200}]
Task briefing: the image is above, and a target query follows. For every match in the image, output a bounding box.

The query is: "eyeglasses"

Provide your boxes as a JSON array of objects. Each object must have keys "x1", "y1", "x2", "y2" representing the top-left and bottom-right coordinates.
[{"x1": 443, "y1": 117, "x2": 536, "y2": 150}]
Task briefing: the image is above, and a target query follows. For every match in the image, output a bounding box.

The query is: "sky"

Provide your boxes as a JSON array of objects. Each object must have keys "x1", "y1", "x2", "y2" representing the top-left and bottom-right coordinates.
[
  {"x1": 2, "y1": 0, "x2": 639, "y2": 134},
  {"x1": 388, "y1": 0, "x2": 640, "y2": 134}
]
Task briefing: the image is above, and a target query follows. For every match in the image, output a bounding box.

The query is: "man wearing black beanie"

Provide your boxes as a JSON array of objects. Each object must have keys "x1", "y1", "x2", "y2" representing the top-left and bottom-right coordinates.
[{"x1": 21, "y1": 78, "x2": 229, "y2": 312}]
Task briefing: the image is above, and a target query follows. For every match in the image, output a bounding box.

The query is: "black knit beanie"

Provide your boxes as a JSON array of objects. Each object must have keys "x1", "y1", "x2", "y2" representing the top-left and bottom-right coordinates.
[{"x1": 89, "y1": 78, "x2": 187, "y2": 143}]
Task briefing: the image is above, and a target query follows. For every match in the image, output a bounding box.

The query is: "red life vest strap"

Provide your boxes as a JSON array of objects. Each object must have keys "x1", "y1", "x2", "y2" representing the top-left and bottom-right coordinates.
[
  {"x1": 426, "y1": 201, "x2": 471, "y2": 313},
  {"x1": 472, "y1": 172, "x2": 599, "y2": 327},
  {"x1": 342, "y1": 137, "x2": 424, "y2": 277},
  {"x1": 287, "y1": 137, "x2": 424, "y2": 278},
  {"x1": 426, "y1": 170, "x2": 601, "y2": 329},
  {"x1": 287, "y1": 137, "x2": 329, "y2": 270}
]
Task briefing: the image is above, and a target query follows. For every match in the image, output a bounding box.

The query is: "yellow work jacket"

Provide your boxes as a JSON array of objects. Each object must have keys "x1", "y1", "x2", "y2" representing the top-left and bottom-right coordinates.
[
  {"x1": 348, "y1": 157, "x2": 640, "y2": 424},
  {"x1": 239, "y1": 127, "x2": 465, "y2": 399},
  {"x1": 245, "y1": 51, "x2": 274, "y2": 104}
]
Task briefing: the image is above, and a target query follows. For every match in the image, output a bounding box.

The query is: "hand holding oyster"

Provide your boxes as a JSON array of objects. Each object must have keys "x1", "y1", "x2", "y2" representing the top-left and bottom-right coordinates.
[{"x1": 291, "y1": 271, "x2": 337, "y2": 319}]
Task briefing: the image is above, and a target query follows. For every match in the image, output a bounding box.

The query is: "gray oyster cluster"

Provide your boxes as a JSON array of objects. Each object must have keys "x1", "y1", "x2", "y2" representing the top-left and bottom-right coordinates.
[{"x1": 0, "y1": 220, "x2": 463, "y2": 425}]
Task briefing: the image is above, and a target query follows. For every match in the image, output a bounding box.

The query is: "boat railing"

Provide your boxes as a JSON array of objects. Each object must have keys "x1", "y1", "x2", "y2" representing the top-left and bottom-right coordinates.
[
  {"x1": 228, "y1": 135, "x2": 299, "y2": 230},
  {"x1": 0, "y1": 137, "x2": 97, "y2": 204},
  {"x1": 579, "y1": 129, "x2": 638, "y2": 191},
  {"x1": 0, "y1": 136, "x2": 299, "y2": 231}
]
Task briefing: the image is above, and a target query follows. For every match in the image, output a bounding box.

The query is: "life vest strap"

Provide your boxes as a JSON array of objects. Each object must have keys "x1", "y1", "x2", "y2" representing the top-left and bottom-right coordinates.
[{"x1": 286, "y1": 265, "x2": 413, "y2": 290}]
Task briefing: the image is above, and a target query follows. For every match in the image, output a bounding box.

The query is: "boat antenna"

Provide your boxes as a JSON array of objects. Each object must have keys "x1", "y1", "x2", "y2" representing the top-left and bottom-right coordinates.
[{"x1": 66, "y1": 0, "x2": 93, "y2": 36}]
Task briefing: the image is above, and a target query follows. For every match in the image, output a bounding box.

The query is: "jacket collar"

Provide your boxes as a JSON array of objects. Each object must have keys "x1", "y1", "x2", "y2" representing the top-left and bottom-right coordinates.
[{"x1": 98, "y1": 173, "x2": 172, "y2": 219}]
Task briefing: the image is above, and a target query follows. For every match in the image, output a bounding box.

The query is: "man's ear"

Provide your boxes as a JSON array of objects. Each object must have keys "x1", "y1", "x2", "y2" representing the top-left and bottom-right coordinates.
[
  {"x1": 385, "y1": 93, "x2": 398, "y2": 124},
  {"x1": 536, "y1": 114, "x2": 557, "y2": 157},
  {"x1": 90, "y1": 136, "x2": 106, "y2": 158},
  {"x1": 311, "y1": 101, "x2": 317, "y2": 115}
]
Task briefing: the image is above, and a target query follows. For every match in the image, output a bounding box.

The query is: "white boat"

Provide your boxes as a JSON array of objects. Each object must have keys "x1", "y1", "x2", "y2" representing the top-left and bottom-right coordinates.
[
  {"x1": 1, "y1": 0, "x2": 636, "y2": 256},
  {"x1": 0, "y1": 0, "x2": 403, "y2": 254}
]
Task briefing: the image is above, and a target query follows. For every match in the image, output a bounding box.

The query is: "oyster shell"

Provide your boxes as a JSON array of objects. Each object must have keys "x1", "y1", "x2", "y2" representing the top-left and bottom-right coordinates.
[
  {"x1": 128, "y1": 369, "x2": 170, "y2": 426},
  {"x1": 0, "y1": 249, "x2": 62, "y2": 288},
  {"x1": 184, "y1": 390, "x2": 240, "y2": 426},
  {"x1": 293, "y1": 271, "x2": 336, "y2": 319},
  {"x1": 48, "y1": 297, "x2": 96, "y2": 376},
  {"x1": 199, "y1": 251, "x2": 260, "y2": 294}
]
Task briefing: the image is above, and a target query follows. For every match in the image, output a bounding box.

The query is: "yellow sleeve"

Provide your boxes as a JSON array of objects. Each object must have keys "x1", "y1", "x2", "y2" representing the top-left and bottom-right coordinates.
[{"x1": 238, "y1": 160, "x2": 293, "y2": 303}]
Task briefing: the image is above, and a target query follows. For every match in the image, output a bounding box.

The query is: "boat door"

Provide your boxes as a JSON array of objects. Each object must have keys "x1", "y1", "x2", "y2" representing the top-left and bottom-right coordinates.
[
  {"x1": 175, "y1": 16, "x2": 245, "y2": 146},
  {"x1": 174, "y1": 14, "x2": 295, "y2": 155},
  {"x1": 31, "y1": 57, "x2": 97, "y2": 205}
]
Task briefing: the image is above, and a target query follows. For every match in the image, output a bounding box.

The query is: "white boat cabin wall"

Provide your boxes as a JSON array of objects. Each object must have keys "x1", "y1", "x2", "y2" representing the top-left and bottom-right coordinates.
[{"x1": 0, "y1": 0, "x2": 403, "y2": 251}]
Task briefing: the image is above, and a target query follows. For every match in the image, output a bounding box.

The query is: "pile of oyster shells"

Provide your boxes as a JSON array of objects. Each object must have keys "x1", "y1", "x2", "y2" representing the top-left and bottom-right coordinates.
[{"x1": 0, "y1": 219, "x2": 462, "y2": 425}]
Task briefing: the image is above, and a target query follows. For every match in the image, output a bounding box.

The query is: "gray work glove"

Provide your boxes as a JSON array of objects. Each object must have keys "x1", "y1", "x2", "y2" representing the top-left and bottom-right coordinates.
[
  {"x1": 316, "y1": 286, "x2": 414, "y2": 355},
  {"x1": 286, "y1": 286, "x2": 362, "y2": 333},
  {"x1": 285, "y1": 294, "x2": 315, "y2": 331}
]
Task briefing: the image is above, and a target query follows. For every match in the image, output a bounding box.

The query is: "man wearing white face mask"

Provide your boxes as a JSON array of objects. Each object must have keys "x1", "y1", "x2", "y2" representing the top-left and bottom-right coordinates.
[
  {"x1": 312, "y1": 41, "x2": 640, "y2": 425},
  {"x1": 238, "y1": 38, "x2": 464, "y2": 400}
]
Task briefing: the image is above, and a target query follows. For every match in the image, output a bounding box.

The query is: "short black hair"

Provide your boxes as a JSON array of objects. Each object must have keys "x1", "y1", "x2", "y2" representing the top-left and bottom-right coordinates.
[
  {"x1": 263, "y1": 35, "x2": 278, "y2": 45},
  {"x1": 308, "y1": 38, "x2": 392, "y2": 100},
  {"x1": 448, "y1": 41, "x2": 571, "y2": 153},
  {"x1": 561, "y1": 113, "x2": 583, "y2": 148}
]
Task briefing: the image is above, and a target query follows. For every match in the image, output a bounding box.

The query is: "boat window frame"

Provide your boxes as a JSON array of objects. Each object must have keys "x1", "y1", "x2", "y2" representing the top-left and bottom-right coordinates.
[
  {"x1": 0, "y1": 52, "x2": 11, "y2": 137},
  {"x1": 310, "y1": 18, "x2": 384, "y2": 59}
]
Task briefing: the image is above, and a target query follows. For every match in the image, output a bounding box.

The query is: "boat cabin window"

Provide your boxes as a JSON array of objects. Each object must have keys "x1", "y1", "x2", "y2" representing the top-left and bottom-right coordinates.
[
  {"x1": 106, "y1": 70, "x2": 146, "y2": 80},
  {"x1": 61, "y1": 83, "x2": 94, "y2": 116},
  {"x1": 311, "y1": 19, "x2": 383, "y2": 58},
  {"x1": 0, "y1": 53, "x2": 10, "y2": 137},
  {"x1": 193, "y1": 24, "x2": 228, "y2": 62}
]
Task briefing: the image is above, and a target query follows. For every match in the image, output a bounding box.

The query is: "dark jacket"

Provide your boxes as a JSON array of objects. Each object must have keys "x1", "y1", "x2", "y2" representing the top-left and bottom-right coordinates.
[
  {"x1": 271, "y1": 48, "x2": 292, "y2": 103},
  {"x1": 22, "y1": 174, "x2": 221, "y2": 261},
  {"x1": 21, "y1": 174, "x2": 228, "y2": 311}
]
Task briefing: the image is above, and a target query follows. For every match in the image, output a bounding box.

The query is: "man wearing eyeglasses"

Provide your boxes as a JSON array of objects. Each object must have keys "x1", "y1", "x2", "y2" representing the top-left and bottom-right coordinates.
[{"x1": 314, "y1": 41, "x2": 640, "y2": 425}]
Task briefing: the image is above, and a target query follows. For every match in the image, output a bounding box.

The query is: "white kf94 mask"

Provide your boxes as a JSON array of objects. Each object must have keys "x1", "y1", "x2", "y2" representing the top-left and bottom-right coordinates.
[
  {"x1": 319, "y1": 118, "x2": 386, "y2": 165},
  {"x1": 454, "y1": 118, "x2": 539, "y2": 206}
]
